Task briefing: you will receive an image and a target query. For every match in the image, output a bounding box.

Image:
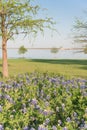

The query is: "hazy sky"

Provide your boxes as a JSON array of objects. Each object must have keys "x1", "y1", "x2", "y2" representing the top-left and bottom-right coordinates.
[{"x1": 1, "y1": 0, "x2": 87, "y2": 48}]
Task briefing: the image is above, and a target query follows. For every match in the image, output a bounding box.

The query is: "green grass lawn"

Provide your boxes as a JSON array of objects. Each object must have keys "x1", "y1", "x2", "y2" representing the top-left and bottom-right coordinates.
[{"x1": 0, "y1": 59, "x2": 87, "y2": 79}]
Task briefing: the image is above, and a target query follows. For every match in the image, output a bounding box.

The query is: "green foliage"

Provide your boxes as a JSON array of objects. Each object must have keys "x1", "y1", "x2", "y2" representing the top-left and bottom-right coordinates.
[
  {"x1": 51, "y1": 47, "x2": 59, "y2": 53},
  {"x1": 18, "y1": 45, "x2": 28, "y2": 56},
  {"x1": 0, "y1": 0, "x2": 54, "y2": 40},
  {"x1": 75, "y1": 45, "x2": 87, "y2": 54},
  {"x1": 73, "y1": 16, "x2": 87, "y2": 44},
  {"x1": 83, "y1": 45, "x2": 87, "y2": 54}
]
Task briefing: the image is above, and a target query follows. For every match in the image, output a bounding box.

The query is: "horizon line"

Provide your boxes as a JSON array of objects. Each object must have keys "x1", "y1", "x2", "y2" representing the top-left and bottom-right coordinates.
[{"x1": 0, "y1": 47, "x2": 83, "y2": 50}]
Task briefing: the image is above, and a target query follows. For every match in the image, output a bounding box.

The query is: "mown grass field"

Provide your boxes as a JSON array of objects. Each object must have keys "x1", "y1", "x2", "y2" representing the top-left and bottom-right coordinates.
[{"x1": 0, "y1": 59, "x2": 87, "y2": 79}]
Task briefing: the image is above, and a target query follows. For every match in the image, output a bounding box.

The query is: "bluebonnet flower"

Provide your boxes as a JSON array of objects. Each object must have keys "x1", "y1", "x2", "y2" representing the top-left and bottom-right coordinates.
[
  {"x1": 4, "y1": 84, "x2": 11, "y2": 89},
  {"x1": 67, "y1": 80, "x2": 71, "y2": 84},
  {"x1": 46, "y1": 95, "x2": 50, "y2": 100},
  {"x1": 62, "y1": 82, "x2": 67, "y2": 85},
  {"x1": 43, "y1": 110, "x2": 49, "y2": 116},
  {"x1": 79, "y1": 79, "x2": 87, "y2": 83},
  {"x1": 52, "y1": 126, "x2": 57, "y2": 130},
  {"x1": 84, "y1": 122, "x2": 87, "y2": 129},
  {"x1": 66, "y1": 117, "x2": 71, "y2": 122},
  {"x1": 0, "y1": 124, "x2": 4, "y2": 130},
  {"x1": 38, "y1": 124, "x2": 48, "y2": 130},
  {"x1": 73, "y1": 112, "x2": 78, "y2": 117},
  {"x1": 0, "y1": 82, "x2": 3, "y2": 87},
  {"x1": 62, "y1": 127, "x2": 68, "y2": 130},
  {"x1": 35, "y1": 105, "x2": 40, "y2": 110},
  {"x1": 51, "y1": 78, "x2": 57, "y2": 83},
  {"x1": 0, "y1": 105, "x2": 2, "y2": 112},
  {"x1": 45, "y1": 118, "x2": 50, "y2": 125},
  {"x1": 31, "y1": 98, "x2": 38, "y2": 105},
  {"x1": 84, "y1": 124, "x2": 87, "y2": 129},
  {"x1": 12, "y1": 81, "x2": 18, "y2": 87},
  {"x1": 80, "y1": 85, "x2": 86, "y2": 89},
  {"x1": 45, "y1": 102, "x2": 49, "y2": 107},
  {"x1": 82, "y1": 92, "x2": 87, "y2": 97},
  {"x1": 30, "y1": 127, "x2": 35, "y2": 130},
  {"x1": 26, "y1": 75, "x2": 30, "y2": 81},
  {"x1": 5, "y1": 94, "x2": 15, "y2": 104},
  {"x1": 23, "y1": 126, "x2": 29, "y2": 130}
]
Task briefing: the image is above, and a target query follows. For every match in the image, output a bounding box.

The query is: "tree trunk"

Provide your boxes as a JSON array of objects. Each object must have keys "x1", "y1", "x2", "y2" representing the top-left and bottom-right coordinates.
[
  {"x1": 1, "y1": 12, "x2": 8, "y2": 77},
  {"x1": 2, "y1": 39, "x2": 8, "y2": 77}
]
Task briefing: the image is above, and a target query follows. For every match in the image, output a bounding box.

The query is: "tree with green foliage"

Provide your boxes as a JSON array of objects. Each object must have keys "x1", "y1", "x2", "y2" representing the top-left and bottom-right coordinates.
[
  {"x1": 73, "y1": 18, "x2": 87, "y2": 43},
  {"x1": 0, "y1": 0, "x2": 54, "y2": 77},
  {"x1": 73, "y1": 14, "x2": 87, "y2": 54},
  {"x1": 83, "y1": 45, "x2": 87, "y2": 54},
  {"x1": 18, "y1": 45, "x2": 28, "y2": 58},
  {"x1": 51, "y1": 47, "x2": 61, "y2": 59},
  {"x1": 51, "y1": 47, "x2": 59, "y2": 53}
]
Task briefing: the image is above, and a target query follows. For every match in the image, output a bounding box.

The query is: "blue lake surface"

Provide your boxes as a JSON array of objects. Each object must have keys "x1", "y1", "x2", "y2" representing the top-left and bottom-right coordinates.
[{"x1": 0, "y1": 49, "x2": 87, "y2": 59}]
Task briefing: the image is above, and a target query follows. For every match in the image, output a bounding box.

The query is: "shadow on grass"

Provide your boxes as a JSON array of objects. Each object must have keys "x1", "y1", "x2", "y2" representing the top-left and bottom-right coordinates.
[
  {"x1": 0, "y1": 64, "x2": 2, "y2": 67},
  {"x1": 0, "y1": 64, "x2": 11, "y2": 68},
  {"x1": 78, "y1": 66, "x2": 87, "y2": 70},
  {"x1": 27, "y1": 59, "x2": 87, "y2": 66}
]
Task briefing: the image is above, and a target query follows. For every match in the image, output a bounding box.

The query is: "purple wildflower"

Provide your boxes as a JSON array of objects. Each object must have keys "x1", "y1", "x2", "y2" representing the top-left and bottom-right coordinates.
[
  {"x1": 38, "y1": 125, "x2": 48, "y2": 130},
  {"x1": 43, "y1": 110, "x2": 49, "y2": 116},
  {"x1": 84, "y1": 123, "x2": 87, "y2": 129},
  {"x1": 45, "y1": 118, "x2": 50, "y2": 125},
  {"x1": 62, "y1": 127, "x2": 68, "y2": 130},
  {"x1": 52, "y1": 126, "x2": 57, "y2": 130},
  {"x1": 0, "y1": 124, "x2": 4, "y2": 130},
  {"x1": 0, "y1": 105, "x2": 2, "y2": 112},
  {"x1": 23, "y1": 126, "x2": 29, "y2": 130},
  {"x1": 66, "y1": 117, "x2": 71, "y2": 122},
  {"x1": 30, "y1": 127, "x2": 35, "y2": 130},
  {"x1": 31, "y1": 98, "x2": 38, "y2": 105}
]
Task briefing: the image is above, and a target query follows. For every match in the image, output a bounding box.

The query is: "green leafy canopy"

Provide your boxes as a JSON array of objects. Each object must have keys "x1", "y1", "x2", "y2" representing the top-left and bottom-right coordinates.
[
  {"x1": 73, "y1": 18, "x2": 87, "y2": 44},
  {"x1": 0, "y1": 0, "x2": 55, "y2": 40},
  {"x1": 18, "y1": 45, "x2": 28, "y2": 55}
]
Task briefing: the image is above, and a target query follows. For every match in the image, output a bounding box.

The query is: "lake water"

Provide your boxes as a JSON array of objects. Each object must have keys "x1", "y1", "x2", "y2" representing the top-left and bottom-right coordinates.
[{"x1": 0, "y1": 49, "x2": 87, "y2": 59}]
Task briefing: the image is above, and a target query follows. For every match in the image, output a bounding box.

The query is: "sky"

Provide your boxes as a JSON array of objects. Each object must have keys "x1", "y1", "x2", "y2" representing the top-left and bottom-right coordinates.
[{"x1": 1, "y1": 0, "x2": 87, "y2": 48}]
